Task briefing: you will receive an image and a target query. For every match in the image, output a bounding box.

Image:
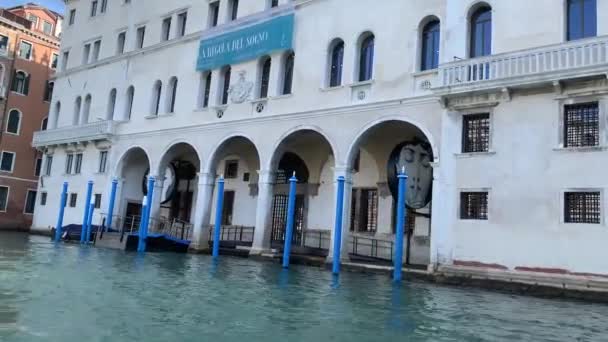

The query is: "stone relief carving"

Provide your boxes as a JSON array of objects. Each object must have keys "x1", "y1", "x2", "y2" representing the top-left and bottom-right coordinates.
[{"x1": 228, "y1": 70, "x2": 253, "y2": 104}]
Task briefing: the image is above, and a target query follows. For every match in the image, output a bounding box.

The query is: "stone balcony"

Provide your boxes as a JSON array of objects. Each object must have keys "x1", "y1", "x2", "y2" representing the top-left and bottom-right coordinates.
[
  {"x1": 435, "y1": 35, "x2": 608, "y2": 96},
  {"x1": 32, "y1": 120, "x2": 118, "y2": 148}
]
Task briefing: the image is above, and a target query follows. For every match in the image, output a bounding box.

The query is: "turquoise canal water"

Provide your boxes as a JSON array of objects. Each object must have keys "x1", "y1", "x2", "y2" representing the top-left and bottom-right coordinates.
[{"x1": 1, "y1": 233, "x2": 607, "y2": 342}]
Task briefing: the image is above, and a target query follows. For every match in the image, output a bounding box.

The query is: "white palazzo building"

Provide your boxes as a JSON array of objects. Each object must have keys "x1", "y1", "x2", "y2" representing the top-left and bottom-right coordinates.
[{"x1": 32, "y1": 0, "x2": 608, "y2": 276}]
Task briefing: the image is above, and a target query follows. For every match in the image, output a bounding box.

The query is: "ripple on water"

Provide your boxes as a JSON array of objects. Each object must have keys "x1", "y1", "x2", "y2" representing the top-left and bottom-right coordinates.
[{"x1": 0, "y1": 232, "x2": 607, "y2": 342}]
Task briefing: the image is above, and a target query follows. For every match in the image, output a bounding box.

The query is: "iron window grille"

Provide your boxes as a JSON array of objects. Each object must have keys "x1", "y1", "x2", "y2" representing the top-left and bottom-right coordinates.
[
  {"x1": 94, "y1": 194, "x2": 102, "y2": 209},
  {"x1": 69, "y1": 193, "x2": 77, "y2": 207},
  {"x1": 224, "y1": 160, "x2": 238, "y2": 179},
  {"x1": 564, "y1": 102, "x2": 599, "y2": 148},
  {"x1": 460, "y1": 192, "x2": 489, "y2": 220},
  {"x1": 462, "y1": 113, "x2": 490, "y2": 153},
  {"x1": 564, "y1": 191, "x2": 600, "y2": 224},
  {"x1": 40, "y1": 192, "x2": 47, "y2": 206}
]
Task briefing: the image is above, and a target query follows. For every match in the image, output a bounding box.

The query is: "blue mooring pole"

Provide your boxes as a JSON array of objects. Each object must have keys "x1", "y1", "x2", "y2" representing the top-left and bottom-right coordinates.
[
  {"x1": 137, "y1": 195, "x2": 148, "y2": 252},
  {"x1": 212, "y1": 176, "x2": 225, "y2": 259},
  {"x1": 106, "y1": 178, "x2": 118, "y2": 232},
  {"x1": 332, "y1": 176, "x2": 346, "y2": 275},
  {"x1": 81, "y1": 181, "x2": 94, "y2": 244},
  {"x1": 138, "y1": 176, "x2": 156, "y2": 253},
  {"x1": 393, "y1": 169, "x2": 408, "y2": 281},
  {"x1": 54, "y1": 182, "x2": 68, "y2": 242},
  {"x1": 282, "y1": 173, "x2": 298, "y2": 269},
  {"x1": 85, "y1": 199, "x2": 95, "y2": 243}
]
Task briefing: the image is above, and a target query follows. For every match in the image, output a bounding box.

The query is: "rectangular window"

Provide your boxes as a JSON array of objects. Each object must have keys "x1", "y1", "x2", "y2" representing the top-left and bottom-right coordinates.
[
  {"x1": 92, "y1": 40, "x2": 101, "y2": 62},
  {"x1": 350, "y1": 188, "x2": 379, "y2": 233},
  {"x1": 177, "y1": 12, "x2": 188, "y2": 37},
  {"x1": 224, "y1": 160, "x2": 239, "y2": 179},
  {"x1": 462, "y1": 113, "x2": 490, "y2": 153},
  {"x1": 65, "y1": 154, "x2": 74, "y2": 174},
  {"x1": 61, "y1": 51, "x2": 70, "y2": 71},
  {"x1": 28, "y1": 14, "x2": 39, "y2": 28},
  {"x1": 117, "y1": 32, "x2": 126, "y2": 54},
  {"x1": 94, "y1": 194, "x2": 102, "y2": 209},
  {"x1": 460, "y1": 192, "x2": 489, "y2": 220},
  {"x1": 44, "y1": 81, "x2": 54, "y2": 102},
  {"x1": 98, "y1": 151, "x2": 108, "y2": 173},
  {"x1": 202, "y1": 72, "x2": 212, "y2": 108},
  {"x1": 51, "y1": 53, "x2": 58, "y2": 69},
  {"x1": 45, "y1": 155, "x2": 53, "y2": 176},
  {"x1": 82, "y1": 43, "x2": 91, "y2": 64},
  {"x1": 24, "y1": 190, "x2": 37, "y2": 214},
  {"x1": 42, "y1": 21, "x2": 53, "y2": 35},
  {"x1": 40, "y1": 192, "x2": 47, "y2": 206},
  {"x1": 271, "y1": 0, "x2": 279, "y2": 8},
  {"x1": 0, "y1": 152, "x2": 15, "y2": 172},
  {"x1": 229, "y1": 0, "x2": 239, "y2": 21},
  {"x1": 91, "y1": 0, "x2": 98, "y2": 16},
  {"x1": 35, "y1": 158, "x2": 42, "y2": 177},
  {"x1": 564, "y1": 102, "x2": 599, "y2": 148},
  {"x1": 136, "y1": 26, "x2": 146, "y2": 49},
  {"x1": 565, "y1": 191, "x2": 601, "y2": 224},
  {"x1": 209, "y1": 2, "x2": 219, "y2": 28},
  {"x1": 221, "y1": 191, "x2": 235, "y2": 225},
  {"x1": 0, "y1": 186, "x2": 8, "y2": 212},
  {"x1": 74, "y1": 153, "x2": 83, "y2": 174},
  {"x1": 69, "y1": 9, "x2": 76, "y2": 25},
  {"x1": 19, "y1": 41, "x2": 33, "y2": 60},
  {"x1": 0, "y1": 35, "x2": 8, "y2": 55},
  {"x1": 568, "y1": 0, "x2": 597, "y2": 41},
  {"x1": 69, "y1": 193, "x2": 78, "y2": 208},
  {"x1": 161, "y1": 17, "x2": 172, "y2": 41}
]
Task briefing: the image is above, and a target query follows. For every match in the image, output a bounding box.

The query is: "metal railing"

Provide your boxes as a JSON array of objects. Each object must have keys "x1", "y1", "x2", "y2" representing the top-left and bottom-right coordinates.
[
  {"x1": 0, "y1": 9, "x2": 32, "y2": 29},
  {"x1": 208, "y1": 225, "x2": 255, "y2": 247},
  {"x1": 301, "y1": 229, "x2": 331, "y2": 250},
  {"x1": 350, "y1": 235, "x2": 394, "y2": 263},
  {"x1": 439, "y1": 35, "x2": 608, "y2": 87}
]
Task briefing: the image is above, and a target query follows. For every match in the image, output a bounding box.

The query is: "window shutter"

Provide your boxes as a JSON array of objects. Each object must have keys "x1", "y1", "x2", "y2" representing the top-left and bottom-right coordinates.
[{"x1": 23, "y1": 74, "x2": 30, "y2": 95}]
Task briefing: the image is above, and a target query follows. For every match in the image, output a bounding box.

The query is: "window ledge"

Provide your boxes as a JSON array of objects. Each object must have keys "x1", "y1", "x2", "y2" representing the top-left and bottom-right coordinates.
[
  {"x1": 320, "y1": 85, "x2": 345, "y2": 92},
  {"x1": 251, "y1": 98, "x2": 269, "y2": 104},
  {"x1": 270, "y1": 94, "x2": 293, "y2": 100},
  {"x1": 194, "y1": 107, "x2": 210, "y2": 113},
  {"x1": 412, "y1": 69, "x2": 438, "y2": 77},
  {"x1": 144, "y1": 115, "x2": 159, "y2": 120},
  {"x1": 211, "y1": 105, "x2": 228, "y2": 111},
  {"x1": 553, "y1": 146, "x2": 608, "y2": 153},
  {"x1": 454, "y1": 151, "x2": 497, "y2": 158},
  {"x1": 348, "y1": 80, "x2": 374, "y2": 88}
]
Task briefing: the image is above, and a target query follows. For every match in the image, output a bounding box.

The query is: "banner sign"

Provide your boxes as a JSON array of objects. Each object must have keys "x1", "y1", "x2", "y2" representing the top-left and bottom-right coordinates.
[{"x1": 196, "y1": 14, "x2": 294, "y2": 71}]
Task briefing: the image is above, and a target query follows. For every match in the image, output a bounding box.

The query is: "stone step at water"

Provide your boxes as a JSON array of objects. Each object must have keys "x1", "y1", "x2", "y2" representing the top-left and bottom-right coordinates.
[{"x1": 95, "y1": 232, "x2": 128, "y2": 250}]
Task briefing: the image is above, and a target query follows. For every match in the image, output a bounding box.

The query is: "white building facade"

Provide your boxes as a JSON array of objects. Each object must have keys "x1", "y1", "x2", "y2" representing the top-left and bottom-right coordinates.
[{"x1": 32, "y1": 0, "x2": 608, "y2": 276}]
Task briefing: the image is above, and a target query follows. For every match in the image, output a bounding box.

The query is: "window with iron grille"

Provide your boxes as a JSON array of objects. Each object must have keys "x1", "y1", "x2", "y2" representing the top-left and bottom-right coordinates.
[
  {"x1": 564, "y1": 191, "x2": 600, "y2": 224},
  {"x1": 94, "y1": 194, "x2": 102, "y2": 209},
  {"x1": 224, "y1": 160, "x2": 238, "y2": 179},
  {"x1": 69, "y1": 193, "x2": 77, "y2": 207},
  {"x1": 564, "y1": 102, "x2": 599, "y2": 148},
  {"x1": 462, "y1": 113, "x2": 490, "y2": 153},
  {"x1": 460, "y1": 192, "x2": 489, "y2": 220},
  {"x1": 40, "y1": 192, "x2": 47, "y2": 206},
  {"x1": 350, "y1": 188, "x2": 378, "y2": 233}
]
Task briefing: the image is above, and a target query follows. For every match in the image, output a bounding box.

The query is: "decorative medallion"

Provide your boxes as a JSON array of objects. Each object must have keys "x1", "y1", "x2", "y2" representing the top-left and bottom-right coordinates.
[
  {"x1": 217, "y1": 109, "x2": 224, "y2": 118},
  {"x1": 228, "y1": 70, "x2": 253, "y2": 104},
  {"x1": 420, "y1": 80, "x2": 432, "y2": 90},
  {"x1": 357, "y1": 91, "x2": 366, "y2": 100},
  {"x1": 255, "y1": 102, "x2": 265, "y2": 113}
]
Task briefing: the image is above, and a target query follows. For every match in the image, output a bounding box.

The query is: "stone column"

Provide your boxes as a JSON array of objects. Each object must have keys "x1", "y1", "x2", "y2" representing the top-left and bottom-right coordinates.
[
  {"x1": 190, "y1": 172, "x2": 215, "y2": 251},
  {"x1": 267, "y1": 53, "x2": 283, "y2": 97},
  {"x1": 326, "y1": 166, "x2": 354, "y2": 263},
  {"x1": 208, "y1": 69, "x2": 222, "y2": 107},
  {"x1": 250, "y1": 170, "x2": 276, "y2": 255},
  {"x1": 147, "y1": 178, "x2": 164, "y2": 229}
]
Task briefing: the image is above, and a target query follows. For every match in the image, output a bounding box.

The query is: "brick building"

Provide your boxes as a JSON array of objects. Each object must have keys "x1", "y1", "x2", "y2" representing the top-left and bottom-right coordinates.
[{"x1": 0, "y1": 4, "x2": 61, "y2": 230}]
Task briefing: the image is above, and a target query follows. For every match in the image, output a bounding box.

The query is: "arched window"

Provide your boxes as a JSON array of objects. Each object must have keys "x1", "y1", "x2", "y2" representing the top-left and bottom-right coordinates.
[
  {"x1": 421, "y1": 19, "x2": 440, "y2": 71},
  {"x1": 470, "y1": 6, "x2": 492, "y2": 58},
  {"x1": 152, "y1": 80, "x2": 162, "y2": 115},
  {"x1": 6, "y1": 109, "x2": 21, "y2": 134},
  {"x1": 200, "y1": 72, "x2": 212, "y2": 108},
  {"x1": 281, "y1": 51, "x2": 294, "y2": 95},
  {"x1": 0, "y1": 64, "x2": 5, "y2": 86},
  {"x1": 82, "y1": 94, "x2": 92, "y2": 124},
  {"x1": 166, "y1": 77, "x2": 178, "y2": 113},
  {"x1": 107, "y1": 88, "x2": 117, "y2": 120},
  {"x1": 258, "y1": 56, "x2": 271, "y2": 98},
  {"x1": 221, "y1": 66, "x2": 231, "y2": 105},
  {"x1": 41, "y1": 117, "x2": 48, "y2": 131},
  {"x1": 358, "y1": 34, "x2": 374, "y2": 82},
  {"x1": 567, "y1": 0, "x2": 597, "y2": 41},
  {"x1": 73, "y1": 96, "x2": 82, "y2": 125},
  {"x1": 11, "y1": 70, "x2": 29, "y2": 95},
  {"x1": 52, "y1": 101, "x2": 61, "y2": 129},
  {"x1": 328, "y1": 39, "x2": 344, "y2": 87},
  {"x1": 125, "y1": 86, "x2": 135, "y2": 120}
]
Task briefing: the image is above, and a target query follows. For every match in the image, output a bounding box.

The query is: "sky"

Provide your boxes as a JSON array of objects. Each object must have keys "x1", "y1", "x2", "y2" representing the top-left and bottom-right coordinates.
[{"x1": 2, "y1": 0, "x2": 65, "y2": 14}]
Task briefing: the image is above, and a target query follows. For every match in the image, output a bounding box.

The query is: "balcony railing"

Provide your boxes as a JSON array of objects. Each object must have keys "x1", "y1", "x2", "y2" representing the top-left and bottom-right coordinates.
[
  {"x1": 438, "y1": 36, "x2": 608, "y2": 89},
  {"x1": 32, "y1": 120, "x2": 117, "y2": 148},
  {"x1": 0, "y1": 9, "x2": 32, "y2": 29}
]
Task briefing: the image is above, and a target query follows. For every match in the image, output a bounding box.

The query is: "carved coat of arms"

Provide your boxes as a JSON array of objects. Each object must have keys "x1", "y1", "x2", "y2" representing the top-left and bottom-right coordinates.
[{"x1": 228, "y1": 71, "x2": 253, "y2": 104}]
